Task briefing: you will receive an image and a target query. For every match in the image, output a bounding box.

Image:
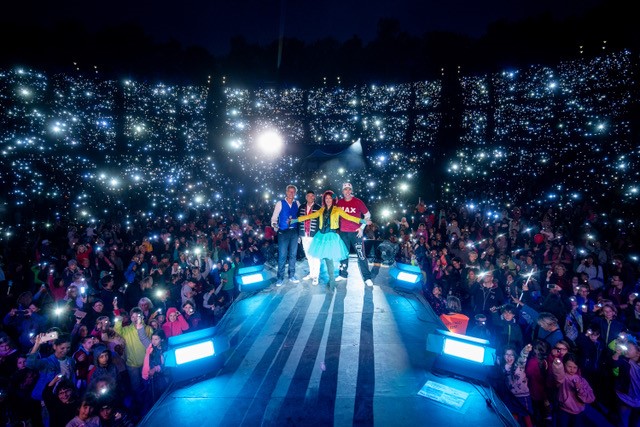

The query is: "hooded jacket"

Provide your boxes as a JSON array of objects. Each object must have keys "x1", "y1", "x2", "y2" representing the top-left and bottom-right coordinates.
[
  {"x1": 162, "y1": 307, "x2": 189, "y2": 338},
  {"x1": 87, "y1": 344, "x2": 118, "y2": 386}
]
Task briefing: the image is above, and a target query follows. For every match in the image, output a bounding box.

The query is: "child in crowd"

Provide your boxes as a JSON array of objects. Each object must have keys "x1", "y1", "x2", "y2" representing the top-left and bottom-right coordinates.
[
  {"x1": 142, "y1": 330, "x2": 169, "y2": 413},
  {"x1": 496, "y1": 344, "x2": 533, "y2": 427},
  {"x1": 525, "y1": 339, "x2": 551, "y2": 426},
  {"x1": 611, "y1": 337, "x2": 640, "y2": 427},
  {"x1": 552, "y1": 352, "x2": 613, "y2": 427}
]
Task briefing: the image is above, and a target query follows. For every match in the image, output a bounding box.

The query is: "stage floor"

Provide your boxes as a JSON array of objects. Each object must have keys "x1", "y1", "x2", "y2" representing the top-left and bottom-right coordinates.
[{"x1": 140, "y1": 258, "x2": 516, "y2": 427}]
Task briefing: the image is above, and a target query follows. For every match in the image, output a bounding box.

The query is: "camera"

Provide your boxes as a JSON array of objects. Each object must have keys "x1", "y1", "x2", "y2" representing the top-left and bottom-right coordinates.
[{"x1": 547, "y1": 283, "x2": 557, "y2": 289}]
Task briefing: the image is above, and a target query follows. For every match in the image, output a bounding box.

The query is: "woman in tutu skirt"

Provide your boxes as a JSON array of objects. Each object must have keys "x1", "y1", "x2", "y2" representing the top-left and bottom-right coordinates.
[{"x1": 292, "y1": 190, "x2": 369, "y2": 290}]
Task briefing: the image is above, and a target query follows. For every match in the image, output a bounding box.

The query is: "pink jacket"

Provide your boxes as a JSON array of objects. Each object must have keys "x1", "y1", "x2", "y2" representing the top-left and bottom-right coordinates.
[
  {"x1": 142, "y1": 343, "x2": 165, "y2": 381},
  {"x1": 503, "y1": 347, "x2": 531, "y2": 398},
  {"x1": 162, "y1": 307, "x2": 189, "y2": 338},
  {"x1": 142, "y1": 344, "x2": 153, "y2": 380},
  {"x1": 552, "y1": 362, "x2": 595, "y2": 414}
]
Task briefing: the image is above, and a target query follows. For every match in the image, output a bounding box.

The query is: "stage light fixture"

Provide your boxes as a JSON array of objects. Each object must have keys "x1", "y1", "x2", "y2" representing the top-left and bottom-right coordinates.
[
  {"x1": 442, "y1": 336, "x2": 484, "y2": 363},
  {"x1": 165, "y1": 327, "x2": 229, "y2": 383},
  {"x1": 174, "y1": 340, "x2": 215, "y2": 365},
  {"x1": 389, "y1": 262, "x2": 422, "y2": 291},
  {"x1": 426, "y1": 329, "x2": 496, "y2": 384},
  {"x1": 236, "y1": 264, "x2": 271, "y2": 292},
  {"x1": 240, "y1": 273, "x2": 264, "y2": 285}
]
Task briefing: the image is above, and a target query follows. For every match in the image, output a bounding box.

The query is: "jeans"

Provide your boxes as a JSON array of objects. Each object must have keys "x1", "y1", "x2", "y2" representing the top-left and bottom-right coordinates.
[
  {"x1": 619, "y1": 404, "x2": 640, "y2": 427},
  {"x1": 127, "y1": 365, "x2": 143, "y2": 414},
  {"x1": 277, "y1": 229, "x2": 299, "y2": 280}
]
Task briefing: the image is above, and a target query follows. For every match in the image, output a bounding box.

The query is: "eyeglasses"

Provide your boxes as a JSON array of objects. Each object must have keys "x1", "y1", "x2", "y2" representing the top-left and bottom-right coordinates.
[{"x1": 554, "y1": 346, "x2": 568, "y2": 351}]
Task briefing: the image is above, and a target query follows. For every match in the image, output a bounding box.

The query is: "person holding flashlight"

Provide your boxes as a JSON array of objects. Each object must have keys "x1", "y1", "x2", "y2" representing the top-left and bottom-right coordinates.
[
  {"x1": 625, "y1": 298, "x2": 640, "y2": 334},
  {"x1": 551, "y1": 352, "x2": 607, "y2": 426},
  {"x1": 113, "y1": 307, "x2": 151, "y2": 417},
  {"x1": 575, "y1": 327, "x2": 605, "y2": 389},
  {"x1": 612, "y1": 335, "x2": 640, "y2": 427},
  {"x1": 586, "y1": 301, "x2": 625, "y2": 347}
]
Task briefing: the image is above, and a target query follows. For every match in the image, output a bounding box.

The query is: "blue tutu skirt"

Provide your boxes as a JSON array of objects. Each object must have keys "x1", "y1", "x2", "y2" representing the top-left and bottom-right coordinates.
[{"x1": 308, "y1": 231, "x2": 349, "y2": 263}]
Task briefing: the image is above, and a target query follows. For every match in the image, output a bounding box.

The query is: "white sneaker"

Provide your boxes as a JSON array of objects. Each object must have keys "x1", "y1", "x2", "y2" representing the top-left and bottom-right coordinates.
[
  {"x1": 365, "y1": 279, "x2": 374, "y2": 287},
  {"x1": 312, "y1": 278, "x2": 319, "y2": 286},
  {"x1": 303, "y1": 274, "x2": 313, "y2": 281},
  {"x1": 335, "y1": 276, "x2": 346, "y2": 282}
]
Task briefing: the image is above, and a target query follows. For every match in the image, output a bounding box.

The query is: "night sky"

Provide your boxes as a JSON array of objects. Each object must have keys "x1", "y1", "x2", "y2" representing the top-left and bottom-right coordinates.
[{"x1": 11, "y1": 0, "x2": 607, "y2": 56}]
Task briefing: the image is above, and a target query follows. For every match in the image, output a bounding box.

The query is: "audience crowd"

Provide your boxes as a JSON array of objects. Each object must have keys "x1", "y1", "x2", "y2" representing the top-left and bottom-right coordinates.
[
  {"x1": 419, "y1": 204, "x2": 640, "y2": 426},
  {"x1": 0, "y1": 208, "x2": 268, "y2": 426},
  {"x1": 0, "y1": 197, "x2": 638, "y2": 426}
]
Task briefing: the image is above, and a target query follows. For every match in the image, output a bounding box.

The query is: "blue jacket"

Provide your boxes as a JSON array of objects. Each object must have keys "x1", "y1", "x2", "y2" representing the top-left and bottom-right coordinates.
[
  {"x1": 26, "y1": 352, "x2": 76, "y2": 401},
  {"x1": 124, "y1": 261, "x2": 137, "y2": 284},
  {"x1": 3, "y1": 311, "x2": 48, "y2": 351}
]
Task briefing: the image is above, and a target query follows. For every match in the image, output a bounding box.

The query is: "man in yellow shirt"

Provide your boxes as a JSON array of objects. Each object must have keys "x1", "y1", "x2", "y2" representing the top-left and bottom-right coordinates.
[{"x1": 113, "y1": 307, "x2": 152, "y2": 414}]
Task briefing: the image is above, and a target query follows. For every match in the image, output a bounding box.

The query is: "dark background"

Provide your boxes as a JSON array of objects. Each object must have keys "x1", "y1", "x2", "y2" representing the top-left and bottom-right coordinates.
[{"x1": 1, "y1": 0, "x2": 636, "y2": 86}]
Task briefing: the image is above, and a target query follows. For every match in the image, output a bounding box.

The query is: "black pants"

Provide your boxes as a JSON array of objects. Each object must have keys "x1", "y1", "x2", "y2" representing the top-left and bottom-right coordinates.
[{"x1": 338, "y1": 231, "x2": 372, "y2": 281}]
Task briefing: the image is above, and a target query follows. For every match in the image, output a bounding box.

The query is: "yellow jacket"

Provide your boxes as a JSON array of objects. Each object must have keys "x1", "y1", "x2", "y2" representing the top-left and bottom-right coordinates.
[{"x1": 296, "y1": 206, "x2": 363, "y2": 231}]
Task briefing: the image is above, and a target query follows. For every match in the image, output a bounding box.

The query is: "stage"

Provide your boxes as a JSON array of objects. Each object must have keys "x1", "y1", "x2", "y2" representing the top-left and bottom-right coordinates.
[{"x1": 140, "y1": 258, "x2": 516, "y2": 426}]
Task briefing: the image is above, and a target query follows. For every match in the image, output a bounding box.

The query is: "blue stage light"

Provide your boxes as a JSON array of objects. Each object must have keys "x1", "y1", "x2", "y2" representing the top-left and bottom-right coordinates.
[
  {"x1": 175, "y1": 340, "x2": 215, "y2": 365},
  {"x1": 443, "y1": 337, "x2": 485, "y2": 363},
  {"x1": 389, "y1": 262, "x2": 422, "y2": 290},
  {"x1": 165, "y1": 327, "x2": 229, "y2": 383},
  {"x1": 427, "y1": 329, "x2": 496, "y2": 383},
  {"x1": 240, "y1": 273, "x2": 265, "y2": 285},
  {"x1": 397, "y1": 271, "x2": 420, "y2": 283},
  {"x1": 236, "y1": 264, "x2": 271, "y2": 292}
]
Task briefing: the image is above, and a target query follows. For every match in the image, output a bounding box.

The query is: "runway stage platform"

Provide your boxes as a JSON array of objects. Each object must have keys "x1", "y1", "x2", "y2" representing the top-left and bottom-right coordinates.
[{"x1": 140, "y1": 257, "x2": 516, "y2": 427}]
